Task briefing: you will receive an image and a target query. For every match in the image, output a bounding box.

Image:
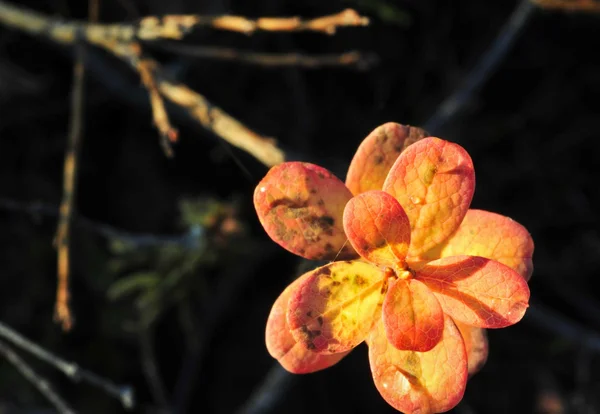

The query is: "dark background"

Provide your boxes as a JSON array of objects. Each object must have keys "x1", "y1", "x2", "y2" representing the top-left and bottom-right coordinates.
[{"x1": 1, "y1": 0, "x2": 600, "y2": 413}]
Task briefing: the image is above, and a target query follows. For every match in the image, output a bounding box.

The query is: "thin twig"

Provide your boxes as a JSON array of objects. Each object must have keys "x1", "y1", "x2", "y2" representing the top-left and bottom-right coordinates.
[
  {"x1": 96, "y1": 40, "x2": 286, "y2": 166},
  {"x1": 139, "y1": 324, "x2": 171, "y2": 410},
  {"x1": 0, "y1": 196, "x2": 203, "y2": 249},
  {"x1": 0, "y1": 321, "x2": 135, "y2": 408},
  {"x1": 0, "y1": 1, "x2": 288, "y2": 167},
  {"x1": 532, "y1": 0, "x2": 600, "y2": 12},
  {"x1": 524, "y1": 301, "x2": 600, "y2": 353},
  {"x1": 235, "y1": 364, "x2": 294, "y2": 414},
  {"x1": 172, "y1": 247, "x2": 276, "y2": 414},
  {"x1": 155, "y1": 44, "x2": 378, "y2": 70},
  {"x1": 424, "y1": 0, "x2": 535, "y2": 134},
  {"x1": 53, "y1": 34, "x2": 87, "y2": 333},
  {"x1": 136, "y1": 55, "x2": 178, "y2": 157},
  {"x1": 0, "y1": 340, "x2": 76, "y2": 414}
]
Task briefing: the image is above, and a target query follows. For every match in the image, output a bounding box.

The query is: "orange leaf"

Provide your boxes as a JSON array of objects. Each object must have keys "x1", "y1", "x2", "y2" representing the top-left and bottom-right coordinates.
[
  {"x1": 346, "y1": 123, "x2": 428, "y2": 195},
  {"x1": 454, "y1": 320, "x2": 489, "y2": 377},
  {"x1": 343, "y1": 190, "x2": 411, "y2": 268},
  {"x1": 254, "y1": 162, "x2": 356, "y2": 260},
  {"x1": 266, "y1": 273, "x2": 349, "y2": 373},
  {"x1": 415, "y1": 255, "x2": 530, "y2": 328},
  {"x1": 383, "y1": 137, "x2": 475, "y2": 258},
  {"x1": 367, "y1": 315, "x2": 467, "y2": 414},
  {"x1": 423, "y1": 209, "x2": 534, "y2": 281},
  {"x1": 288, "y1": 261, "x2": 385, "y2": 353},
  {"x1": 383, "y1": 278, "x2": 443, "y2": 352}
]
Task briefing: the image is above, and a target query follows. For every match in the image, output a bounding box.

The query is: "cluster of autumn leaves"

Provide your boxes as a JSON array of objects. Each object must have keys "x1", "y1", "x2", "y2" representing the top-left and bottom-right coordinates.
[{"x1": 254, "y1": 123, "x2": 534, "y2": 414}]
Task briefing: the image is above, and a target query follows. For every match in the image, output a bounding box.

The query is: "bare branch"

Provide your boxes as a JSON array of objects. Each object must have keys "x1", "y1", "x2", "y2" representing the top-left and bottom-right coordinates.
[
  {"x1": 135, "y1": 53, "x2": 178, "y2": 157},
  {"x1": 155, "y1": 44, "x2": 378, "y2": 70},
  {"x1": 138, "y1": 8, "x2": 369, "y2": 37},
  {"x1": 424, "y1": 0, "x2": 535, "y2": 134},
  {"x1": 0, "y1": 2, "x2": 368, "y2": 43},
  {"x1": 53, "y1": 39, "x2": 87, "y2": 332},
  {"x1": 235, "y1": 364, "x2": 293, "y2": 414},
  {"x1": 0, "y1": 320, "x2": 135, "y2": 409},
  {"x1": 139, "y1": 324, "x2": 171, "y2": 410},
  {"x1": 0, "y1": 196, "x2": 202, "y2": 249},
  {"x1": 532, "y1": 0, "x2": 600, "y2": 12},
  {"x1": 0, "y1": 340, "x2": 76, "y2": 414},
  {"x1": 525, "y1": 301, "x2": 600, "y2": 353},
  {"x1": 156, "y1": 77, "x2": 284, "y2": 166},
  {"x1": 0, "y1": 1, "x2": 287, "y2": 167}
]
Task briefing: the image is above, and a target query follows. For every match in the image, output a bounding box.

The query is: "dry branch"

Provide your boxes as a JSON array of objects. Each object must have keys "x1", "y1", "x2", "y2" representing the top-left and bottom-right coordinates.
[
  {"x1": 532, "y1": 0, "x2": 600, "y2": 12},
  {"x1": 0, "y1": 1, "x2": 288, "y2": 167},
  {"x1": 95, "y1": 39, "x2": 286, "y2": 166},
  {"x1": 156, "y1": 44, "x2": 378, "y2": 69},
  {"x1": 136, "y1": 56, "x2": 178, "y2": 157},
  {"x1": 0, "y1": 2, "x2": 368, "y2": 43}
]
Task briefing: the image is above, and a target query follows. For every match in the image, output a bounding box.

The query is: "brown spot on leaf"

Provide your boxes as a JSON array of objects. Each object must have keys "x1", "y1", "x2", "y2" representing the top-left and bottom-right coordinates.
[
  {"x1": 299, "y1": 325, "x2": 321, "y2": 350},
  {"x1": 320, "y1": 216, "x2": 335, "y2": 227},
  {"x1": 269, "y1": 197, "x2": 308, "y2": 210},
  {"x1": 317, "y1": 316, "x2": 324, "y2": 326},
  {"x1": 355, "y1": 275, "x2": 366, "y2": 286},
  {"x1": 376, "y1": 131, "x2": 389, "y2": 144},
  {"x1": 373, "y1": 154, "x2": 384, "y2": 165},
  {"x1": 317, "y1": 267, "x2": 332, "y2": 276}
]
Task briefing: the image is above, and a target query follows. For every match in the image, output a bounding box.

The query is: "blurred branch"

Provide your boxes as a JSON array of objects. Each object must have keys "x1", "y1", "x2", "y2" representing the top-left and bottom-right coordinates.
[
  {"x1": 139, "y1": 325, "x2": 171, "y2": 410},
  {"x1": 532, "y1": 0, "x2": 600, "y2": 12},
  {"x1": 0, "y1": 321, "x2": 134, "y2": 409},
  {"x1": 424, "y1": 0, "x2": 535, "y2": 134},
  {"x1": 156, "y1": 44, "x2": 378, "y2": 70},
  {"x1": 0, "y1": 340, "x2": 76, "y2": 414},
  {"x1": 235, "y1": 364, "x2": 294, "y2": 414},
  {"x1": 525, "y1": 301, "x2": 600, "y2": 353},
  {"x1": 173, "y1": 247, "x2": 275, "y2": 414},
  {"x1": 0, "y1": 196, "x2": 201, "y2": 248}
]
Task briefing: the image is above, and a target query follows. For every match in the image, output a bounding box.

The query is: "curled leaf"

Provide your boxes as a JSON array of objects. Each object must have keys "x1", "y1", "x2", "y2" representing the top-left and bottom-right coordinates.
[
  {"x1": 383, "y1": 137, "x2": 475, "y2": 258},
  {"x1": 455, "y1": 320, "x2": 489, "y2": 377},
  {"x1": 415, "y1": 255, "x2": 530, "y2": 328},
  {"x1": 288, "y1": 261, "x2": 385, "y2": 354},
  {"x1": 346, "y1": 123, "x2": 428, "y2": 195},
  {"x1": 383, "y1": 278, "x2": 443, "y2": 352},
  {"x1": 367, "y1": 315, "x2": 467, "y2": 414},
  {"x1": 254, "y1": 162, "x2": 356, "y2": 260},
  {"x1": 343, "y1": 190, "x2": 411, "y2": 269},
  {"x1": 424, "y1": 209, "x2": 534, "y2": 281},
  {"x1": 266, "y1": 273, "x2": 349, "y2": 374}
]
